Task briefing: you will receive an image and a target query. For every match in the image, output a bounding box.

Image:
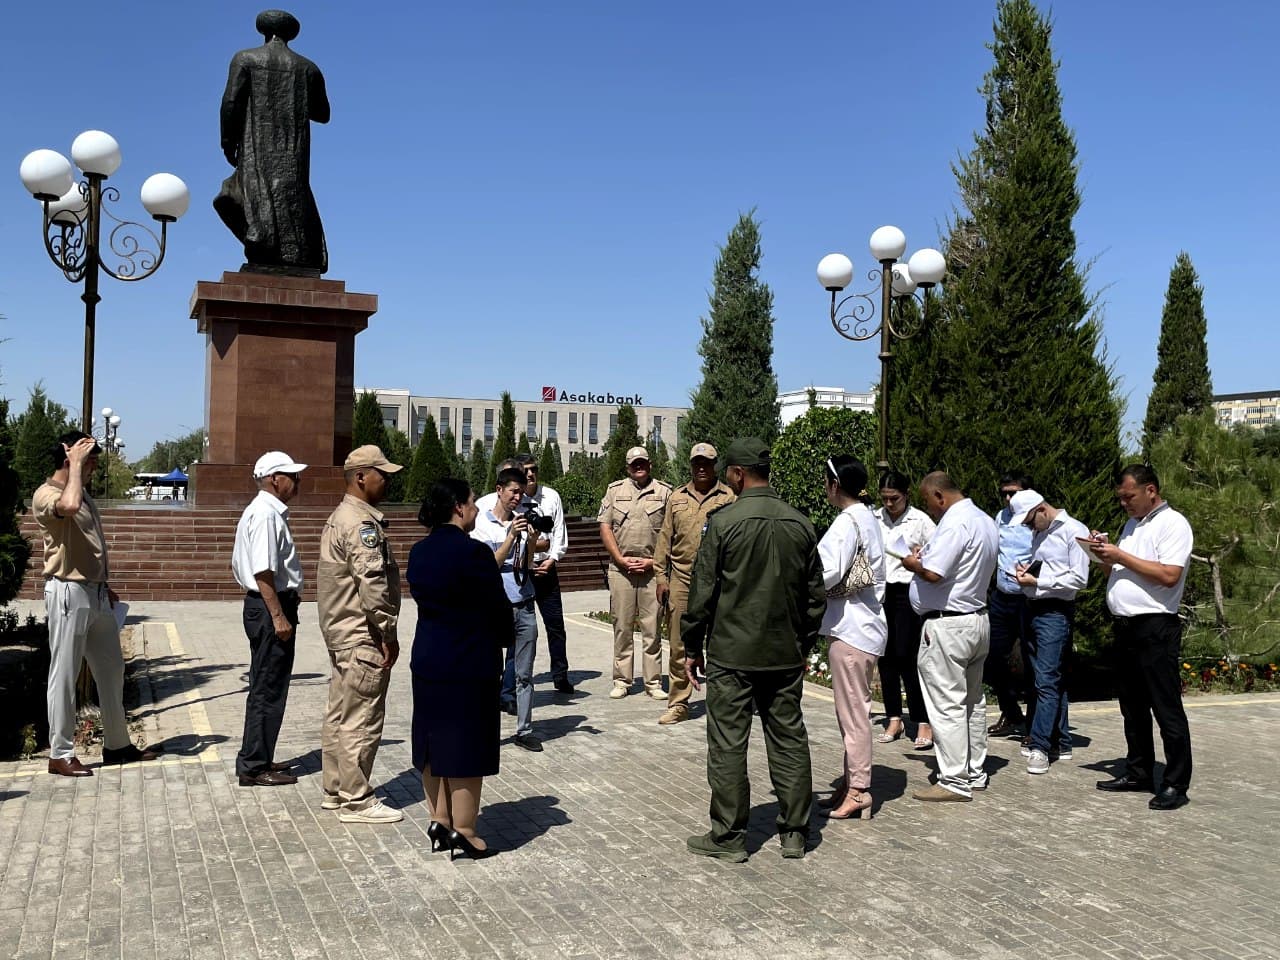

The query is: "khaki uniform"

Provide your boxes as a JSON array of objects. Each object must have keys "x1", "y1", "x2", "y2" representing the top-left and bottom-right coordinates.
[
  {"x1": 317, "y1": 494, "x2": 402, "y2": 810},
  {"x1": 32, "y1": 482, "x2": 131, "y2": 761},
  {"x1": 653, "y1": 481, "x2": 735, "y2": 710},
  {"x1": 598, "y1": 476, "x2": 672, "y2": 692}
]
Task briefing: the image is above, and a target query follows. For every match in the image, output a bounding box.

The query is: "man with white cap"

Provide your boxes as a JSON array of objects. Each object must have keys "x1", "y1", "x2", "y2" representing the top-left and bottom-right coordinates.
[
  {"x1": 1008, "y1": 489, "x2": 1090, "y2": 775},
  {"x1": 317, "y1": 445, "x2": 404, "y2": 822},
  {"x1": 652, "y1": 442, "x2": 735, "y2": 723},
  {"x1": 598, "y1": 446, "x2": 672, "y2": 698},
  {"x1": 232, "y1": 450, "x2": 307, "y2": 786}
]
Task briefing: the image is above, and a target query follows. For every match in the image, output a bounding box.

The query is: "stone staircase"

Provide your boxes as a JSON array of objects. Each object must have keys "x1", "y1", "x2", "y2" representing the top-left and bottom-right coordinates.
[{"x1": 18, "y1": 506, "x2": 610, "y2": 601}]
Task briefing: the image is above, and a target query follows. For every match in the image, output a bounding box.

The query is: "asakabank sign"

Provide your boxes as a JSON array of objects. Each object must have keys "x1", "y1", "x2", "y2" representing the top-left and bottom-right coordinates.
[{"x1": 541, "y1": 385, "x2": 644, "y2": 405}]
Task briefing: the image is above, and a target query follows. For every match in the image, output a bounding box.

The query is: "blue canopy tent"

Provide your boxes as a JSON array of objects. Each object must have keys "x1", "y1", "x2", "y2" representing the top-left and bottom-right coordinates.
[{"x1": 159, "y1": 468, "x2": 189, "y2": 484}]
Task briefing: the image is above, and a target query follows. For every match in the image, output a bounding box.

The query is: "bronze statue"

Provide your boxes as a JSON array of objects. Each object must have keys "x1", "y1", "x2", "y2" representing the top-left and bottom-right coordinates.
[{"x1": 215, "y1": 10, "x2": 330, "y2": 276}]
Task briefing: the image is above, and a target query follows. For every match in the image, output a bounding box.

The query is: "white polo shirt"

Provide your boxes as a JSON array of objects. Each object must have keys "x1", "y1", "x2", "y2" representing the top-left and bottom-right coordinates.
[
  {"x1": 231, "y1": 490, "x2": 303, "y2": 593},
  {"x1": 875, "y1": 504, "x2": 935, "y2": 585},
  {"x1": 1021, "y1": 509, "x2": 1091, "y2": 602},
  {"x1": 909, "y1": 498, "x2": 998, "y2": 615},
  {"x1": 1106, "y1": 502, "x2": 1193, "y2": 616}
]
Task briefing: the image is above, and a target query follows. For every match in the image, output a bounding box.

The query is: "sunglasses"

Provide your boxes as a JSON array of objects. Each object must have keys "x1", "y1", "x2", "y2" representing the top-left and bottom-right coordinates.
[{"x1": 1000, "y1": 489, "x2": 1018, "y2": 498}]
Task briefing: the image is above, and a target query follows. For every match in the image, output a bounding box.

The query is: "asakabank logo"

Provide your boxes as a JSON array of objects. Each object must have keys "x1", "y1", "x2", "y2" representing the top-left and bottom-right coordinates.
[{"x1": 541, "y1": 386, "x2": 557, "y2": 402}]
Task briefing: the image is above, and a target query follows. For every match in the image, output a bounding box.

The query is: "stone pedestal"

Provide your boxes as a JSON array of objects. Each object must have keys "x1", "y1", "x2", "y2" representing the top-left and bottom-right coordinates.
[{"x1": 189, "y1": 272, "x2": 377, "y2": 506}]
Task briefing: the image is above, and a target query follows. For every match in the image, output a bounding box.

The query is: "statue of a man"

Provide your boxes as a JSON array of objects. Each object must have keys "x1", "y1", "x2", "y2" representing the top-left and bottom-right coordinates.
[{"x1": 214, "y1": 9, "x2": 330, "y2": 276}]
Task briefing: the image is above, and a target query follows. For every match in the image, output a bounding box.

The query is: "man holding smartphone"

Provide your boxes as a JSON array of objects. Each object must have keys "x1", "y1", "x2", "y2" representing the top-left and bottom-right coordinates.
[{"x1": 1008, "y1": 491, "x2": 1090, "y2": 775}]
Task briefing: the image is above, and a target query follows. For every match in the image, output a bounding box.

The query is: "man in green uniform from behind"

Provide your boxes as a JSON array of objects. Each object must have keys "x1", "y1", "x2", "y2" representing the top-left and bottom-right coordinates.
[{"x1": 681, "y1": 438, "x2": 826, "y2": 861}]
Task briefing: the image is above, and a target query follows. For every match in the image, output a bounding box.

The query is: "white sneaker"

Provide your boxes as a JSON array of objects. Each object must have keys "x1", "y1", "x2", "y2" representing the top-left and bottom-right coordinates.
[
  {"x1": 609, "y1": 684, "x2": 629, "y2": 699},
  {"x1": 320, "y1": 794, "x2": 341, "y2": 810},
  {"x1": 338, "y1": 800, "x2": 403, "y2": 824},
  {"x1": 646, "y1": 687, "x2": 667, "y2": 701},
  {"x1": 1027, "y1": 749, "x2": 1050, "y2": 775}
]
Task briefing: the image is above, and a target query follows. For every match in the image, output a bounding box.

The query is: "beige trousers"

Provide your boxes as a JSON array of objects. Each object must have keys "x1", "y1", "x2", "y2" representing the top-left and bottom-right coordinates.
[
  {"x1": 608, "y1": 566, "x2": 661, "y2": 691},
  {"x1": 664, "y1": 578, "x2": 693, "y2": 709},
  {"x1": 321, "y1": 644, "x2": 390, "y2": 810},
  {"x1": 829, "y1": 640, "x2": 877, "y2": 790}
]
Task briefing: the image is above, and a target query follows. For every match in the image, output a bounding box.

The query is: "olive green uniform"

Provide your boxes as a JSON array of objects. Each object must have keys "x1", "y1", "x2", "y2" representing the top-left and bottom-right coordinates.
[
  {"x1": 598, "y1": 476, "x2": 672, "y2": 693},
  {"x1": 653, "y1": 480, "x2": 735, "y2": 712},
  {"x1": 681, "y1": 486, "x2": 825, "y2": 851},
  {"x1": 317, "y1": 494, "x2": 402, "y2": 811}
]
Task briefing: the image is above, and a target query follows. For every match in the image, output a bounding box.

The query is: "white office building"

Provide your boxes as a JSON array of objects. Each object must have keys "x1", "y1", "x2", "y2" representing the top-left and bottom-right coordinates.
[{"x1": 778, "y1": 386, "x2": 875, "y2": 426}]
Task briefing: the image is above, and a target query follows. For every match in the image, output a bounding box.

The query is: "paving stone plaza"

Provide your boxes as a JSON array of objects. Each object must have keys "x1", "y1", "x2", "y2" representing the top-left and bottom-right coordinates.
[{"x1": 1, "y1": 591, "x2": 1277, "y2": 960}]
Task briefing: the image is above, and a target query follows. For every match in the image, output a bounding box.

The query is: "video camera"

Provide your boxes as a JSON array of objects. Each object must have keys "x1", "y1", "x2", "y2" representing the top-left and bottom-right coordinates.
[{"x1": 522, "y1": 504, "x2": 555, "y2": 535}]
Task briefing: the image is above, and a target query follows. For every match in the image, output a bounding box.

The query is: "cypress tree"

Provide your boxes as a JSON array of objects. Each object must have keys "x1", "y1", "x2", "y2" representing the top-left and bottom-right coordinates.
[
  {"x1": 517, "y1": 432, "x2": 532, "y2": 455},
  {"x1": 537, "y1": 439, "x2": 562, "y2": 484},
  {"x1": 650, "y1": 437, "x2": 673, "y2": 486},
  {"x1": 889, "y1": 0, "x2": 1120, "y2": 509},
  {"x1": 383, "y1": 429, "x2": 413, "y2": 502},
  {"x1": 1142, "y1": 252, "x2": 1213, "y2": 456},
  {"x1": 406, "y1": 415, "x2": 449, "y2": 503},
  {"x1": 487, "y1": 391, "x2": 518, "y2": 490},
  {"x1": 885, "y1": 0, "x2": 1122, "y2": 655},
  {"x1": 352, "y1": 391, "x2": 389, "y2": 450},
  {"x1": 13, "y1": 384, "x2": 72, "y2": 499},
  {"x1": 467, "y1": 440, "x2": 489, "y2": 497},
  {"x1": 440, "y1": 428, "x2": 462, "y2": 478},
  {"x1": 601, "y1": 404, "x2": 644, "y2": 484},
  {"x1": 0, "y1": 397, "x2": 31, "y2": 604},
  {"x1": 677, "y1": 212, "x2": 780, "y2": 477}
]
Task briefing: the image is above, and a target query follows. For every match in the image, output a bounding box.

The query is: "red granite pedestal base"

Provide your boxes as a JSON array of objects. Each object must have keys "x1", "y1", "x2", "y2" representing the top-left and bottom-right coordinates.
[{"x1": 189, "y1": 271, "x2": 377, "y2": 506}]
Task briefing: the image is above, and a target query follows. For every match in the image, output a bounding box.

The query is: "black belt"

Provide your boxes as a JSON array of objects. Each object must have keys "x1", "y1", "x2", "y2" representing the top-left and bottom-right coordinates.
[
  {"x1": 1113, "y1": 612, "x2": 1177, "y2": 627},
  {"x1": 1028, "y1": 597, "x2": 1074, "y2": 613},
  {"x1": 246, "y1": 589, "x2": 299, "y2": 601},
  {"x1": 922, "y1": 607, "x2": 986, "y2": 621}
]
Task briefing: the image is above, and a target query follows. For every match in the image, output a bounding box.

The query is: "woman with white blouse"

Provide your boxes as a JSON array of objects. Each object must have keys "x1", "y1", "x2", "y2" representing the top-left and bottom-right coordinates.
[
  {"x1": 816, "y1": 455, "x2": 887, "y2": 819},
  {"x1": 875, "y1": 470, "x2": 936, "y2": 748}
]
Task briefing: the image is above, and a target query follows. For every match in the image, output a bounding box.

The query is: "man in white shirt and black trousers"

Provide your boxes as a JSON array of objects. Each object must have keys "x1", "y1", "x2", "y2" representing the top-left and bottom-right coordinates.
[
  {"x1": 901, "y1": 471, "x2": 999, "y2": 802},
  {"x1": 1087, "y1": 464, "x2": 1194, "y2": 811},
  {"x1": 232, "y1": 451, "x2": 307, "y2": 787}
]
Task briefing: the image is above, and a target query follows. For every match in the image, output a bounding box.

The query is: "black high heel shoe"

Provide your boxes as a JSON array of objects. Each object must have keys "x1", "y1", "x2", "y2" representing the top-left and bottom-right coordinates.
[
  {"x1": 448, "y1": 830, "x2": 497, "y2": 861},
  {"x1": 427, "y1": 821, "x2": 451, "y2": 853}
]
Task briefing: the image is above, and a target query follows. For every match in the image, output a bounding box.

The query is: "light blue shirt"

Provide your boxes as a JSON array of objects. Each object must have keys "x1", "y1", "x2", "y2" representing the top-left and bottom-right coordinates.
[
  {"x1": 994, "y1": 505, "x2": 1034, "y2": 594},
  {"x1": 470, "y1": 509, "x2": 536, "y2": 604}
]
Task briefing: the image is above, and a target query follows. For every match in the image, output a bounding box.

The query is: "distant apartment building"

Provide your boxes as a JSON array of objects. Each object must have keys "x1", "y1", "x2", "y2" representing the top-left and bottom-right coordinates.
[
  {"x1": 363, "y1": 387, "x2": 689, "y2": 461},
  {"x1": 778, "y1": 385, "x2": 875, "y2": 426},
  {"x1": 1213, "y1": 391, "x2": 1280, "y2": 430}
]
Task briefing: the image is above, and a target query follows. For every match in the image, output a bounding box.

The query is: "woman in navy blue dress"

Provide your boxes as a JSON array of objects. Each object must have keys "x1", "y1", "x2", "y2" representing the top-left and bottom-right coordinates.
[{"x1": 408, "y1": 479, "x2": 513, "y2": 859}]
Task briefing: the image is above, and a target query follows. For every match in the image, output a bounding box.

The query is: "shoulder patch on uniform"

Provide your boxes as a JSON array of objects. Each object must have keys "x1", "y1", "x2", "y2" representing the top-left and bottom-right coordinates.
[{"x1": 359, "y1": 521, "x2": 380, "y2": 547}]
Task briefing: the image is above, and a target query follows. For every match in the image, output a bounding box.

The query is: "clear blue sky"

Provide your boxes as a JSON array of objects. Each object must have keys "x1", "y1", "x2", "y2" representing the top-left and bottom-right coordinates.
[{"x1": 2, "y1": 1, "x2": 1274, "y2": 457}]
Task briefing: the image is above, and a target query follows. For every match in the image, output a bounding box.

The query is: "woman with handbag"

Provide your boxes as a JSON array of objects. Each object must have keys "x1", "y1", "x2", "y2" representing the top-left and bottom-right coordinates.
[
  {"x1": 817, "y1": 456, "x2": 887, "y2": 819},
  {"x1": 407, "y1": 478, "x2": 514, "y2": 860}
]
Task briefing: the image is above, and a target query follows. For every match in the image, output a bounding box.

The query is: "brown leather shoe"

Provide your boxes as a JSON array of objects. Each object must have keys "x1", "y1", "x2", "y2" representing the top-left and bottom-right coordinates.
[
  {"x1": 269, "y1": 761, "x2": 294, "y2": 772},
  {"x1": 102, "y1": 743, "x2": 161, "y2": 765},
  {"x1": 48, "y1": 757, "x2": 94, "y2": 777},
  {"x1": 238, "y1": 770, "x2": 298, "y2": 787}
]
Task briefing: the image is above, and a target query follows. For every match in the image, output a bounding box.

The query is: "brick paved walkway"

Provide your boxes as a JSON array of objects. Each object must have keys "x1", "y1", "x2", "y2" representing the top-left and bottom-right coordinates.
[{"x1": 2, "y1": 592, "x2": 1278, "y2": 960}]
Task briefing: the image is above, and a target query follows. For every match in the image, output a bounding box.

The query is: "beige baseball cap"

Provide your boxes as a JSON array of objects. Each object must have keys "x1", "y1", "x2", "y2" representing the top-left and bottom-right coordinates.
[
  {"x1": 626, "y1": 446, "x2": 649, "y2": 464},
  {"x1": 343, "y1": 445, "x2": 404, "y2": 473},
  {"x1": 689, "y1": 442, "x2": 717, "y2": 461}
]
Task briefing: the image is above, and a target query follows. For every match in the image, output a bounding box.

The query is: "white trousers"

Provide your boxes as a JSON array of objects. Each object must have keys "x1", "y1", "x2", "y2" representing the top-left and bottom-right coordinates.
[
  {"x1": 918, "y1": 612, "x2": 990, "y2": 797},
  {"x1": 44, "y1": 579, "x2": 129, "y2": 760}
]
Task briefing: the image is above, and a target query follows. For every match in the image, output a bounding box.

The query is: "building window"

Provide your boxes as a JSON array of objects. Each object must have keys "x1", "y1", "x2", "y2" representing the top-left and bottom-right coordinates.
[
  {"x1": 484, "y1": 408, "x2": 494, "y2": 441},
  {"x1": 609, "y1": 414, "x2": 618, "y2": 438},
  {"x1": 652, "y1": 415, "x2": 663, "y2": 446},
  {"x1": 589, "y1": 413, "x2": 599, "y2": 445},
  {"x1": 440, "y1": 405, "x2": 450, "y2": 438},
  {"x1": 527, "y1": 410, "x2": 538, "y2": 442},
  {"x1": 485, "y1": 437, "x2": 494, "y2": 457},
  {"x1": 462, "y1": 407, "x2": 472, "y2": 445},
  {"x1": 547, "y1": 412, "x2": 558, "y2": 440},
  {"x1": 568, "y1": 412, "x2": 578, "y2": 443},
  {"x1": 380, "y1": 405, "x2": 399, "y2": 432}
]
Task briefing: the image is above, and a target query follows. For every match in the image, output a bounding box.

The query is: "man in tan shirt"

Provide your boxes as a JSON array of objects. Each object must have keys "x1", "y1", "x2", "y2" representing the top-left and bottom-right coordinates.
[
  {"x1": 33, "y1": 432, "x2": 158, "y2": 776},
  {"x1": 317, "y1": 445, "x2": 403, "y2": 823},
  {"x1": 598, "y1": 446, "x2": 672, "y2": 699},
  {"x1": 653, "y1": 442, "x2": 735, "y2": 724}
]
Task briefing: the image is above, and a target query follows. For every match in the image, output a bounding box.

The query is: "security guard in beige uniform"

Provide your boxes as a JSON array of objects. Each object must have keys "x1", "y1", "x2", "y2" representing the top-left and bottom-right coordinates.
[
  {"x1": 653, "y1": 442, "x2": 735, "y2": 724},
  {"x1": 317, "y1": 445, "x2": 404, "y2": 824},
  {"x1": 598, "y1": 446, "x2": 672, "y2": 699}
]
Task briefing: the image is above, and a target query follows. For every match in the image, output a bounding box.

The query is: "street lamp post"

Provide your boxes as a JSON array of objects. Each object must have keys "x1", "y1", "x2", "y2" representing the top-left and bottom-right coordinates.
[
  {"x1": 101, "y1": 407, "x2": 122, "y2": 454},
  {"x1": 19, "y1": 131, "x2": 188, "y2": 432},
  {"x1": 816, "y1": 226, "x2": 946, "y2": 471}
]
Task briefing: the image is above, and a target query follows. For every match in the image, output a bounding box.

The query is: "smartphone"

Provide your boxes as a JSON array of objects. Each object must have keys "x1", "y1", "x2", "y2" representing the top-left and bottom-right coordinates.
[{"x1": 1025, "y1": 560, "x2": 1043, "y2": 577}]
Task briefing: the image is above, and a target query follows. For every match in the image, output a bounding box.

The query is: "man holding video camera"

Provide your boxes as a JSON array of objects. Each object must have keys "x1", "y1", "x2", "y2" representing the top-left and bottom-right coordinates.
[{"x1": 472, "y1": 465, "x2": 543, "y2": 751}]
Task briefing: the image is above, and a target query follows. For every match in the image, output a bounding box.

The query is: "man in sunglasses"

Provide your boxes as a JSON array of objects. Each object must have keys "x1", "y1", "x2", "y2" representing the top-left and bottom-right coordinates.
[
  {"x1": 232, "y1": 450, "x2": 307, "y2": 786},
  {"x1": 986, "y1": 472, "x2": 1035, "y2": 740}
]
